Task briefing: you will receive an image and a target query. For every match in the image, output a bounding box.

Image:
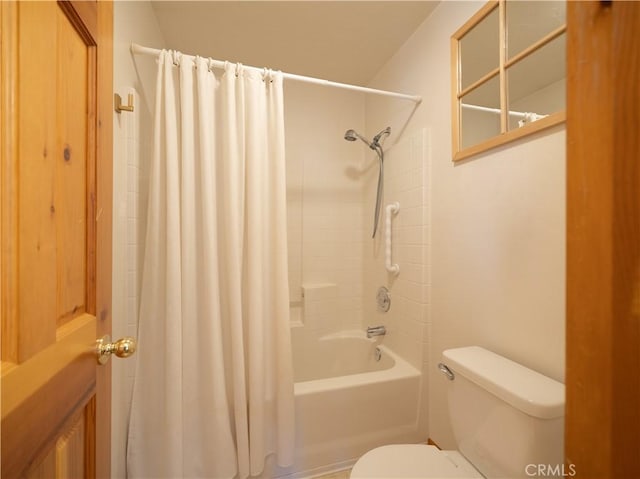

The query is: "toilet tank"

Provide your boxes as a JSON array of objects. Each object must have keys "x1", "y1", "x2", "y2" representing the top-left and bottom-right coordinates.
[{"x1": 442, "y1": 347, "x2": 565, "y2": 479}]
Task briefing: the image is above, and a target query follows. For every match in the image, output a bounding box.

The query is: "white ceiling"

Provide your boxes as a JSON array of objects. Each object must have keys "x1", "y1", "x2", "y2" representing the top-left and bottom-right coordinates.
[{"x1": 151, "y1": 1, "x2": 439, "y2": 86}]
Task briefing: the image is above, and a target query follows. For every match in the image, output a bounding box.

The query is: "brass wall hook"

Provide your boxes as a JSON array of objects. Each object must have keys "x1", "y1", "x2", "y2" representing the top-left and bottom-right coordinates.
[{"x1": 114, "y1": 93, "x2": 134, "y2": 113}]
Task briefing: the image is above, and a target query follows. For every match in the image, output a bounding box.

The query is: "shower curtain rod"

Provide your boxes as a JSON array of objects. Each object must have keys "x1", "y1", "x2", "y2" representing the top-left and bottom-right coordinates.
[
  {"x1": 131, "y1": 43, "x2": 422, "y2": 104},
  {"x1": 461, "y1": 102, "x2": 547, "y2": 119}
]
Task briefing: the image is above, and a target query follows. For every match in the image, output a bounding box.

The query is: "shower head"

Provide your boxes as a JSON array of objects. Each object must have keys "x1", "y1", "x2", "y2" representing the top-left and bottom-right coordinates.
[
  {"x1": 344, "y1": 129, "x2": 366, "y2": 144},
  {"x1": 343, "y1": 127, "x2": 391, "y2": 150}
]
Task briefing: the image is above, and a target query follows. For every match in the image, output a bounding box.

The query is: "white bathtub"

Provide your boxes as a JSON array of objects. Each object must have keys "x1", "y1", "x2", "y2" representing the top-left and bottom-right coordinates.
[{"x1": 274, "y1": 330, "x2": 422, "y2": 478}]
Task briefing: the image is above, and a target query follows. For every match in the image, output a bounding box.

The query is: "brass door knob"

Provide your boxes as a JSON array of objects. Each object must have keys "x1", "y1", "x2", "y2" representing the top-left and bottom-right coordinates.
[{"x1": 96, "y1": 335, "x2": 137, "y2": 365}]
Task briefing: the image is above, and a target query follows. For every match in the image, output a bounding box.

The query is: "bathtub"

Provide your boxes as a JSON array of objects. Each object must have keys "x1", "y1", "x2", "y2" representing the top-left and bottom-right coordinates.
[{"x1": 274, "y1": 330, "x2": 422, "y2": 478}]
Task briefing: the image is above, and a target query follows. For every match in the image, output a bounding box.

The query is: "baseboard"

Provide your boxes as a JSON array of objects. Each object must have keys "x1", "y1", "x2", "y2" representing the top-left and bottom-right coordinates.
[
  {"x1": 427, "y1": 438, "x2": 441, "y2": 449},
  {"x1": 273, "y1": 458, "x2": 356, "y2": 479}
]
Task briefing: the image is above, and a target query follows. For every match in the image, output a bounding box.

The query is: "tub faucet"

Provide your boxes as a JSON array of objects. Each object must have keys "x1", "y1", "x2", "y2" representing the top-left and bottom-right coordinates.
[{"x1": 367, "y1": 325, "x2": 386, "y2": 338}]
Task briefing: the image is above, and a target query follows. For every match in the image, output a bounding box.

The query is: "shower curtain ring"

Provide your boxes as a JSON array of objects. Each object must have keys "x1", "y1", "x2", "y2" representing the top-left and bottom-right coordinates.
[{"x1": 172, "y1": 50, "x2": 181, "y2": 66}]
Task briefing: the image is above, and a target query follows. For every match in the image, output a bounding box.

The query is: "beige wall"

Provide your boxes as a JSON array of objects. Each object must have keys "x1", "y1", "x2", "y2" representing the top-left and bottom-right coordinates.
[
  {"x1": 365, "y1": 1, "x2": 566, "y2": 447},
  {"x1": 112, "y1": 2, "x2": 165, "y2": 477}
]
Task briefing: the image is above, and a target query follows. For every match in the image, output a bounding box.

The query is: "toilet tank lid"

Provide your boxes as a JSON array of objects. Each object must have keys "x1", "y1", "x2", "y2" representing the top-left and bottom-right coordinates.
[{"x1": 442, "y1": 346, "x2": 565, "y2": 419}]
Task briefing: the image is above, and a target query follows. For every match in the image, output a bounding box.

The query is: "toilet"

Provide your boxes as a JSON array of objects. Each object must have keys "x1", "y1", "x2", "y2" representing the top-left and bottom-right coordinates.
[{"x1": 351, "y1": 346, "x2": 565, "y2": 478}]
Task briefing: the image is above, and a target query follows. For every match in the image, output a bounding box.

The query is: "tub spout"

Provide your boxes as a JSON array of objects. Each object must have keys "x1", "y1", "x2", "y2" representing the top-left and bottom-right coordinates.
[{"x1": 366, "y1": 325, "x2": 386, "y2": 338}]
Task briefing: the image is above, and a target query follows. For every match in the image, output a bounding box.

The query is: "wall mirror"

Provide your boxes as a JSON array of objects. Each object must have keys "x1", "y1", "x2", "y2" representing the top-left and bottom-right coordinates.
[{"x1": 451, "y1": 0, "x2": 566, "y2": 161}]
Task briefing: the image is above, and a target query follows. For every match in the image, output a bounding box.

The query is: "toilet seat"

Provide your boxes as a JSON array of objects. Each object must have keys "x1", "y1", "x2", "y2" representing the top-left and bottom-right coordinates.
[{"x1": 350, "y1": 445, "x2": 483, "y2": 478}]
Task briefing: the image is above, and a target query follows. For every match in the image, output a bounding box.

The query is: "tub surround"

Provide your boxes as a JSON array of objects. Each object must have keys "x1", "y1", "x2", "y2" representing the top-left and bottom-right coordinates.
[
  {"x1": 300, "y1": 283, "x2": 340, "y2": 333},
  {"x1": 285, "y1": 83, "x2": 366, "y2": 338}
]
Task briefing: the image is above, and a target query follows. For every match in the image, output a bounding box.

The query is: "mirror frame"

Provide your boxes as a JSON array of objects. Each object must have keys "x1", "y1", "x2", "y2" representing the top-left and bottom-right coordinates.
[{"x1": 451, "y1": 0, "x2": 566, "y2": 162}]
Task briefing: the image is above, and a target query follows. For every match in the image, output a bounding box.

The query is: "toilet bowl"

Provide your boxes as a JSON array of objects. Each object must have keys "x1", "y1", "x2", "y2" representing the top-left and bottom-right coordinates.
[
  {"x1": 350, "y1": 346, "x2": 565, "y2": 479},
  {"x1": 350, "y1": 444, "x2": 482, "y2": 478}
]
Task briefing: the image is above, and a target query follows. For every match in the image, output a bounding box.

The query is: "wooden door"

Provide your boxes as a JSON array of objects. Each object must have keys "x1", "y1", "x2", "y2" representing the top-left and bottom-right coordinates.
[
  {"x1": 566, "y1": 1, "x2": 640, "y2": 478},
  {"x1": 1, "y1": 1, "x2": 113, "y2": 477}
]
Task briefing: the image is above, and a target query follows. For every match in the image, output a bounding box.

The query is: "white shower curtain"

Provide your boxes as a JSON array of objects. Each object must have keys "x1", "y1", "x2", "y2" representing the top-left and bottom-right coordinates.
[{"x1": 127, "y1": 51, "x2": 294, "y2": 479}]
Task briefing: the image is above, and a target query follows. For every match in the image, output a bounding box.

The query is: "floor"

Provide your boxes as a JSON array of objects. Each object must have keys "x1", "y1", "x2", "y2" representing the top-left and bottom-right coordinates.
[{"x1": 313, "y1": 470, "x2": 351, "y2": 479}]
